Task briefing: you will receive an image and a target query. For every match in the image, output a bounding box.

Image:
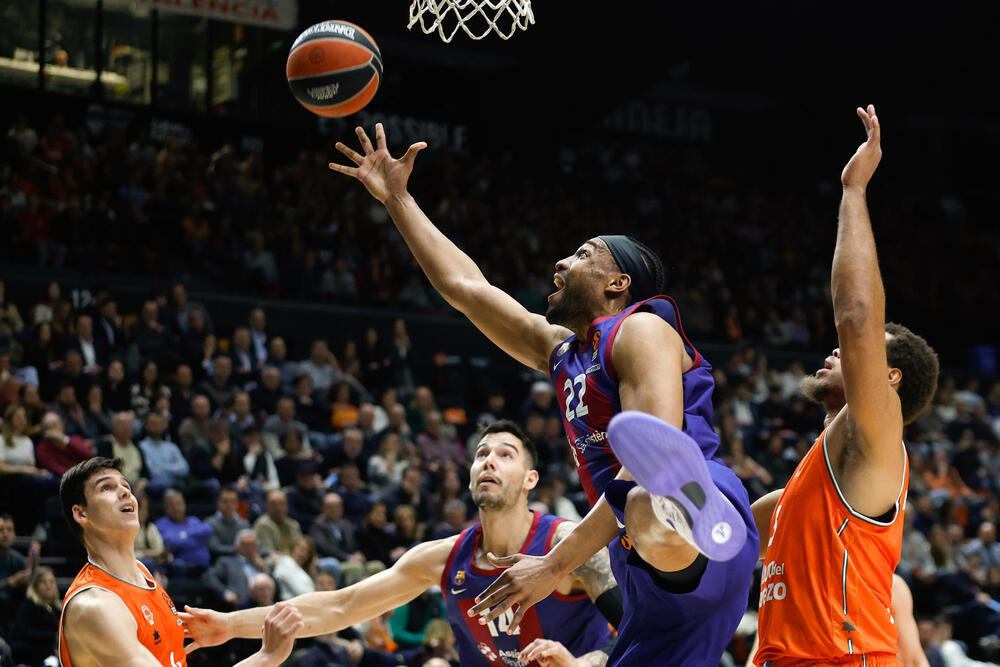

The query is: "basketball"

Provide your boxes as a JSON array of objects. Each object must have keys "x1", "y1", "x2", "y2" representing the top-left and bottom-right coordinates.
[{"x1": 286, "y1": 20, "x2": 383, "y2": 118}]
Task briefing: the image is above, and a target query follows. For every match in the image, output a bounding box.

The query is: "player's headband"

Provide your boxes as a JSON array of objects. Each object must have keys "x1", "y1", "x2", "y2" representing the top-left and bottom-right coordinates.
[{"x1": 599, "y1": 235, "x2": 658, "y2": 305}]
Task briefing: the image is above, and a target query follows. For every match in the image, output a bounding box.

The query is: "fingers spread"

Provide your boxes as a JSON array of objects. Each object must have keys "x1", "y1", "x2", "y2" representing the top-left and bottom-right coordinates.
[
  {"x1": 470, "y1": 580, "x2": 510, "y2": 614},
  {"x1": 355, "y1": 126, "x2": 374, "y2": 154},
  {"x1": 508, "y1": 604, "x2": 526, "y2": 634},
  {"x1": 336, "y1": 141, "x2": 364, "y2": 165},
  {"x1": 375, "y1": 122, "x2": 387, "y2": 150},
  {"x1": 184, "y1": 641, "x2": 201, "y2": 655},
  {"x1": 329, "y1": 162, "x2": 359, "y2": 177},
  {"x1": 478, "y1": 597, "x2": 516, "y2": 625}
]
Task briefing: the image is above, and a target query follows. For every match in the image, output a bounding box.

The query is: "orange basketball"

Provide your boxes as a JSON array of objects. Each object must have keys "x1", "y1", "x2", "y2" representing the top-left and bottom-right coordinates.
[{"x1": 286, "y1": 20, "x2": 382, "y2": 118}]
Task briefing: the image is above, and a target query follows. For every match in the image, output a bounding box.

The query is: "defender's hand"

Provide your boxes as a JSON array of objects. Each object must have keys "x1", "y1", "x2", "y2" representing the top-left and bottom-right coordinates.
[
  {"x1": 258, "y1": 602, "x2": 304, "y2": 664},
  {"x1": 519, "y1": 638, "x2": 580, "y2": 666},
  {"x1": 467, "y1": 552, "x2": 563, "y2": 633},
  {"x1": 841, "y1": 104, "x2": 882, "y2": 190},
  {"x1": 329, "y1": 123, "x2": 427, "y2": 204},
  {"x1": 180, "y1": 605, "x2": 235, "y2": 654}
]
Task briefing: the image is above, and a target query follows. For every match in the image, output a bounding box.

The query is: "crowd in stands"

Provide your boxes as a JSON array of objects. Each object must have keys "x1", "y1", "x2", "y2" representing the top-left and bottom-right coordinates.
[{"x1": 1, "y1": 112, "x2": 1000, "y2": 665}]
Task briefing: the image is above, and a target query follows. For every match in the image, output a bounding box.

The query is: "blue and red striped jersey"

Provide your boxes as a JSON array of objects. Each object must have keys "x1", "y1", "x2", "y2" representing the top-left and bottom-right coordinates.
[
  {"x1": 440, "y1": 511, "x2": 610, "y2": 666},
  {"x1": 548, "y1": 295, "x2": 720, "y2": 505}
]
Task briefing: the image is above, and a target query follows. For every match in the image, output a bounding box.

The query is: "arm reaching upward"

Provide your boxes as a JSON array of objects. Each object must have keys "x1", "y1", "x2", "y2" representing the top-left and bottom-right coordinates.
[
  {"x1": 828, "y1": 105, "x2": 905, "y2": 517},
  {"x1": 181, "y1": 537, "x2": 454, "y2": 651},
  {"x1": 330, "y1": 124, "x2": 569, "y2": 372}
]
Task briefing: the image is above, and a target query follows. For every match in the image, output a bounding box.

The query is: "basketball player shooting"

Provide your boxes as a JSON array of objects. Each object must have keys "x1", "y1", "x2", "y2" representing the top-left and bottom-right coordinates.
[
  {"x1": 180, "y1": 421, "x2": 621, "y2": 666},
  {"x1": 751, "y1": 106, "x2": 940, "y2": 665},
  {"x1": 324, "y1": 124, "x2": 759, "y2": 665},
  {"x1": 55, "y1": 457, "x2": 303, "y2": 667}
]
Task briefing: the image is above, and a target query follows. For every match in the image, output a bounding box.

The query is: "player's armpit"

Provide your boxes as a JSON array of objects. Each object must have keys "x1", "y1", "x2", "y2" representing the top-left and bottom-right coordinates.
[
  {"x1": 751, "y1": 489, "x2": 783, "y2": 561},
  {"x1": 611, "y1": 312, "x2": 687, "y2": 429},
  {"x1": 63, "y1": 588, "x2": 163, "y2": 667}
]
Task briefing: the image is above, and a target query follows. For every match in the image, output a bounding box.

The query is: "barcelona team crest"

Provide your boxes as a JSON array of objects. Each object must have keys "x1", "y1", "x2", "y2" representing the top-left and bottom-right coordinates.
[
  {"x1": 454, "y1": 569, "x2": 466, "y2": 586},
  {"x1": 141, "y1": 605, "x2": 155, "y2": 625}
]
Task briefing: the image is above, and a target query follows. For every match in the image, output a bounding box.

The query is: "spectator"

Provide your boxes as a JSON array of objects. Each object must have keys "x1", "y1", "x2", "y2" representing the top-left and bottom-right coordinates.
[
  {"x1": 359, "y1": 327, "x2": 391, "y2": 394},
  {"x1": 272, "y1": 536, "x2": 318, "y2": 600},
  {"x1": 169, "y1": 363, "x2": 196, "y2": 424},
  {"x1": 274, "y1": 429, "x2": 313, "y2": 488},
  {"x1": 0, "y1": 514, "x2": 32, "y2": 630},
  {"x1": 202, "y1": 529, "x2": 270, "y2": 609},
  {"x1": 388, "y1": 504, "x2": 420, "y2": 563},
  {"x1": 132, "y1": 299, "x2": 170, "y2": 361},
  {"x1": 262, "y1": 397, "x2": 312, "y2": 460},
  {"x1": 357, "y1": 501, "x2": 393, "y2": 566},
  {"x1": 93, "y1": 298, "x2": 124, "y2": 356},
  {"x1": 521, "y1": 381, "x2": 557, "y2": 423},
  {"x1": 52, "y1": 350, "x2": 92, "y2": 406},
  {"x1": 368, "y1": 431, "x2": 409, "y2": 495},
  {"x1": 180, "y1": 306, "x2": 213, "y2": 369},
  {"x1": 415, "y1": 410, "x2": 464, "y2": 471},
  {"x1": 430, "y1": 499, "x2": 468, "y2": 540},
  {"x1": 299, "y1": 339, "x2": 341, "y2": 399},
  {"x1": 242, "y1": 426, "x2": 280, "y2": 494},
  {"x1": 292, "y1": 373, "x2": 331, "y2": 433},
  {"x1": 250, "y1": 366, "x2": 283, "y2": 419},
  {"x1": 253, "y1": 489, "x2": 303, "y2": 555},
  {"x1": 138, "y1": 412, "x2": 189, "y2": 491},
  {"x1": 286, "y1": 463, "x2": 326, "y2": 531},
  {"x1": 178, "y1": 394, "x2": 212, "y2": 453},
  {"x1": 130, "y1": 360, "x2": 171, "y2": 420},
  {"x1": 198, "y1": 355, "x2": 236, "y2": 411},
  {"x1": 0, "y1": 281, "x2": 24, "y2": 346},
  {"x1": 134, "y1": 495, "x2": 168, "y2": 576},
  {"x1": 329, "y1": 380, "x2": 359, "y2": 432},
  {"x1": 25, "y1": 322, "x2": 59, "y2": 393},
  {"x1": 230, "y1": 327, "x2": 257, "y2": 385},
  {"x1": 326, "y1": 427, "x2": 366, "y2": 474},
  {"x1": 35, "y1": 411, "x2": 92, "y2": 476},
  {"x1": 384, "y1": 465, "x2": 434, "y2": 527},
  {"x1": 189, "y1": 418, "x2": 244, "y2": 486},
  {"x1": 101, "y1": 359, "x2": 131, "y2": 413},
  {"x1": 83, "y1": 384, "x2": 113, "y2": 438},
  {"x1": 0, "y1": 403, "x2": 48, "y2": 478},
  {"x1": 51, "y1": 380, "x2": 90, "y2": 438},
  {"x1": 156, "y1": 489, "x2": 212, "y2": 576},
  {"x1": 248, "y1": 571, "x2": 277, "y2": 608},
  {"x1": 390, "y1": 318, "x2": 415, "y2": 397},
  {"x1": 309, "y1": 492, "x2": 362, "y2": 563},
  {"x1": 248, "y1": 308, "x2": 268, "y2": 368},
  {"x1": 961, "y1": 522, "x2": 1000, "y2": 577},
  {"x1": 10, "y1": 567, "x2": 60, "y2": 666},
  {"x1": 96, "y1": 411, "x2": 148, "y2": 484},
  {"x1": 207, "y1": 486, "x2": 251, "y2": 558},
  {"x1": 335, "y1": 463, "x2": 373, "y2": 525},
  {"x1": 265, "y1": 337, "x2": 298, "y2": 394},
  {"x1": 407, "y1": 386, "x2": 436, "y2": 435}
]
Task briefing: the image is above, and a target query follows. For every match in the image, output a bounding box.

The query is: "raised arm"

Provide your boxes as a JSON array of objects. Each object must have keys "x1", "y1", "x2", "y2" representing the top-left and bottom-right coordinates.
[
  {"x1": 182, "y1": 536, "x2": 454, "y2": 651},
  {"x1": 830, "y1": 105, "x2": 905, "y2": 516},
  {"x1": 329, "y1": 124, "x2": 569, "y2": 372}
]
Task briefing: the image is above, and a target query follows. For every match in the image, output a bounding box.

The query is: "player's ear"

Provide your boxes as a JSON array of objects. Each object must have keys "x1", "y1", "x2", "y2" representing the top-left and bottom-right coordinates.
[
  {"x1": 524, "y1": 469, "x2": 539, "y2": 491},
  {"x1": 607, "y1": 272, "x2": 630, "y2": 297},
  {"x1": 72, "y1": 503, "x2": 88, "y2": 526},
  {"x1": 888, "y1": 367, "x2": 902, "y2": 390}
]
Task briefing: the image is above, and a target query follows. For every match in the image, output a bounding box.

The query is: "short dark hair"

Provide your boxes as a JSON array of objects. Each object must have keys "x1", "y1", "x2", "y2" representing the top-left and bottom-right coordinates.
[
  {"x1": 60, "y1": 457, "x2": 124, "y2": 542},
  {"x1": 479, "y1": 420, "x2": 538, "y2": 469},
  {"x1": 886, "y1": 322, "x2": 940, "y2": 424}
]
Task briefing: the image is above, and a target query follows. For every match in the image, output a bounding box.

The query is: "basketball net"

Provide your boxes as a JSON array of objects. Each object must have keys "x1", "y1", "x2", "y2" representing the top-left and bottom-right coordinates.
[{"x1": 408, "y1": 0, "x2": 534, "y2": 42}]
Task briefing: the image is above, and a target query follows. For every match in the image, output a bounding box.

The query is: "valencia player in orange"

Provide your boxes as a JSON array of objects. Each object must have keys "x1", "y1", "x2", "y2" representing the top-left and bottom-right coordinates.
[
  {"x1": 752, "y1": 106, "x2": 939, "y2": 665},
  {"x1": 57, "y1": 457, "x2": 303, "y2": 667}
]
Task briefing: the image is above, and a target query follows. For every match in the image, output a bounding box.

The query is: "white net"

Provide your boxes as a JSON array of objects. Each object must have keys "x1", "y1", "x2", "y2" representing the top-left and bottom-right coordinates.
[{"x1": 408, "y1": 0, "x2": 535, "y2": 43}]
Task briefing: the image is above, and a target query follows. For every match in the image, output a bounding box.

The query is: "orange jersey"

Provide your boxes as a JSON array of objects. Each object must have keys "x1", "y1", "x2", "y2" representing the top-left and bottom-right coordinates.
[
  {"x1": 756, "y1": 430, "x2": 907, "y2": 666},
  {"x1": 58, "y1": 560, "x2": 186, "y2": 667}
]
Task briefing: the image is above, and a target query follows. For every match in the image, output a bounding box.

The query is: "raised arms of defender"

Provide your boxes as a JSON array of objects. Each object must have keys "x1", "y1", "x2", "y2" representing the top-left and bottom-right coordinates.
[
  {"x1": 826, "y1": 105, "x2": 906, "y2": 518},
  {"x1": 329, "y1": 124, "x2": 569, "y2": 372}
]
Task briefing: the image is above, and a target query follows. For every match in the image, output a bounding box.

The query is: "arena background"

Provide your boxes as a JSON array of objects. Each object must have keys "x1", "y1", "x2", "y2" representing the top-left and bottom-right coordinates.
[{"x1": 1, "y1": 1, "x2": 999, "y2": 665}]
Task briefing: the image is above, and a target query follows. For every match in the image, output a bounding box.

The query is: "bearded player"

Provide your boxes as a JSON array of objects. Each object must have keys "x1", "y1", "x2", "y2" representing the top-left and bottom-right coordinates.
[
  {"x1": 56, "y1": 457, "x2": 303, "y2": 667},
  {"x1": 181, "y1": 421, "x2": 620, "y2": 667},
  {"x1": 324, "y1": 124, "x2": 758, "y2": 665},
  {"x1": 751, "y1": 106, "x2": 939, "y2": 665}
]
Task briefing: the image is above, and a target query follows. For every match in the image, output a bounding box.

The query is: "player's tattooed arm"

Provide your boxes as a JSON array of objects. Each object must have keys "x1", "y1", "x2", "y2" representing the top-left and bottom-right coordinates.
[
  {"x1": 578, "y1": 649, "x2": 610, "y2": 666},
  {"x1": 554, "y1": 520, "x2": 617, "y2": 599}
]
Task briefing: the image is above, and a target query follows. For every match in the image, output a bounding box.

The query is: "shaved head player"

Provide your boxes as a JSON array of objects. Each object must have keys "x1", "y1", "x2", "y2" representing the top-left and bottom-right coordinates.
[
  {"x1": 320, "y1": 123, "x2": 759, "y2": 665},
  {"x1": 56, "y1": 457, "x2": 303, "y2": 667}
]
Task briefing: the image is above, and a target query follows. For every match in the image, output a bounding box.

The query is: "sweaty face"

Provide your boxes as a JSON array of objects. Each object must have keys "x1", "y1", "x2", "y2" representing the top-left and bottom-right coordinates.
[
  {"x1": 469, "y1": 433, "x2": 533, "y2": 511},
  {"x1": 545, "y1": 239, "x2": 615, "y2": 328}
]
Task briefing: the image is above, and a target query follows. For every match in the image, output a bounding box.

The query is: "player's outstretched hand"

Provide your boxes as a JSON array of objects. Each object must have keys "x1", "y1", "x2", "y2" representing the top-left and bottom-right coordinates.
[
  {"x1": 468, "y1": 552, "x2": 562, "y2": 634},
  {"x1": 519, "y1": 638, "x2": 584, "y2": 666},
  {"x1": 180, "y1": 604, "x2": 234, "y2": 654},
  {"x1": 841, "y1": 104, "x2": 882, "y2": 190},
  {"x1": 329, "y1": 122, "x2": 427, "y2": 204},
  {"x1": 258, "y1": 602, "x2": 304, "y2": 665}
]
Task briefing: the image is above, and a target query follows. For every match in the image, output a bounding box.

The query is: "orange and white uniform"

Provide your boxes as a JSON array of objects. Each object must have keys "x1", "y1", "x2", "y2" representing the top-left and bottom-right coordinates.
[
  {"x1": 755, "y1": 430, "x2": 907, "y2": 667},
  {"x1": 58, "y1": 560, "x2": 186, "y2": 667}
]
